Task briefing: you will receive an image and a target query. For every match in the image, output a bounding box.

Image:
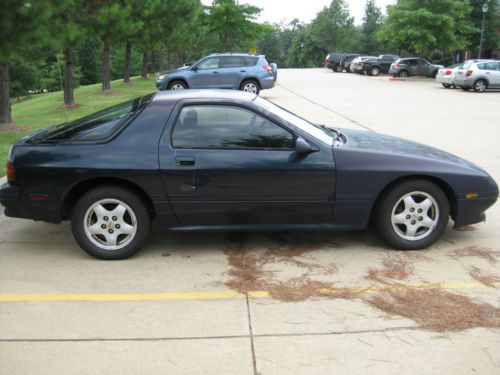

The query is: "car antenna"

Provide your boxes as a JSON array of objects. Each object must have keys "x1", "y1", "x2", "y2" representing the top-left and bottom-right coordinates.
[{"x1": 56, "y1": 51, "x2": 68, "y2": 124}]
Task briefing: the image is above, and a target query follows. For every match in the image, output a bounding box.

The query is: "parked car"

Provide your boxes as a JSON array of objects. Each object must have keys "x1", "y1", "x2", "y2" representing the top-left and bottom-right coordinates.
[
  {"x1": 325, "y1": 53, "x2": 349, "y2": 72},
  {"x1": 1, "y1": 90, "x2": 497, "y2": 259},
  {"x1": 341, "y1": 54, "x2": 361, "y2": 72},
  {"x1": 389, "y1": 58, "x2": 443, "y2": 78},
  {"x1": 361, "y1": 55, "x2": 400, "y2": 76},
  {"x1": 435, "y1": 63, "x2": 462, "y2": 88},
  {"x1": 155, "y1": 52, "x2": 277, "y2": 95},
  {"x1": 453, "y1": 60, "x2": 500, "y2": 92},
  {"x1": 350, "y1": 56, "x2": 377, "y2": 74}
]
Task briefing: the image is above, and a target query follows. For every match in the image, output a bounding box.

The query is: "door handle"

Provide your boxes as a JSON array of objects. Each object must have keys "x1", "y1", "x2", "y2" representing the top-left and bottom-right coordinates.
[
  {"x1": 213, "y1": 71, "x2": 219, "y2": 74},
  {"x1": 240, "y1": 70, "x2": 246, "y2": 73},
  {"x1": 175, "y1": 156, "x2": 195, "y2": 167}
]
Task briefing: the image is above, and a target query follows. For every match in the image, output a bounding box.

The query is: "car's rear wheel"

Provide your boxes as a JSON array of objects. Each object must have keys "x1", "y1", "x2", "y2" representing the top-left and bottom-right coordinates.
[
  {"x1": 399, "y1": 70, "x2": 409, "y2": 78},
  {"x1": 442, "y1": 83, "x2": 452, "y2": 88},
  {"x1": 334, "y1": 64, "x2": 342, "y2": 72},
  {"x1": 369, "y1": 66, "x2": 380, "y2": 76},
  {"x1": 240, "y1": 80, "x2": 260, "y2": 95},
  {"x1": 375, "y1": 180, "x2": 449, "y2": 250},
  {"x1": 168, "y1": 80, "x2": 187, "y2": 90},
  {"x1": 71, "y1": 186, "x2": 151, "y2": 259},
  {"x1": 473, "y1": 79, "x2": 487, "y2": 93}
]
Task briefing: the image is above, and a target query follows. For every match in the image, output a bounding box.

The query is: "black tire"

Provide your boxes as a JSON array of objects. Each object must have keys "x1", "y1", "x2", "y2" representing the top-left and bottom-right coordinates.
[
  {"x1": 442, "y1": 83, "x2": 451, "y2": 89},
  {"x1": 334, "y1": 63, "x2": 342, "y2": 73},
  {"x1": 345, "y1": 66, "x2": 352, "y2": 73},
  {"x1": 240, "y1": 79, "x2": 260, "y2": 95},
  {"x1": 71, "y1": 186, "x2": 151, "y2": 260},
  {"x1": 461, "y1": 87, "x2": 470, "y2": 91},
  {"x1": 473, "y1": 79, "x2": 487, "y2": 93},
  {"x1": 399, "y1": 70, "x2": 409, "y2": 78},
  {"x1": 374, "y1": 180, "x2": 449, "y2": 250},
  {"x1": 167, "y1": 80, "x2": 187, "y2": 90},
  {"x1": 369, "y1": 66, "x2": 380, "y2": 76}
]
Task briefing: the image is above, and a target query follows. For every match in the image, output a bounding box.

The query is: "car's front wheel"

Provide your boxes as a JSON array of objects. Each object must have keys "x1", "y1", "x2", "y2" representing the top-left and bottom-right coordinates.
[
  {"x1": 240, "y1": 80, "x2": 260, "y2": 95},
  {"x1": 71, "y1": 186, "x2": 151, "y2": 259},
  {"x1": 168, "y1": 80, "x2": 187, "y2": 90},
  {"x1": 375, "y1": 180, "x2": 449, "y2": 250},
  {"x1": 442, "y1": 83, "x2": 452, "y2": 89},
  {"x1": 369, "y1": 66, "x2": 380, "y2": 76},
  {"x1": 399, "y1": 70, "x2": 409, "y2": 78}
]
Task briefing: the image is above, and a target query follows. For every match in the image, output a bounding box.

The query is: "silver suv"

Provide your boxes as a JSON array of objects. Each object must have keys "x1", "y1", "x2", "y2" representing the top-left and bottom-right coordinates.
[{"x1": 453, "y1": 60, "x2": 500, "y2": 92}]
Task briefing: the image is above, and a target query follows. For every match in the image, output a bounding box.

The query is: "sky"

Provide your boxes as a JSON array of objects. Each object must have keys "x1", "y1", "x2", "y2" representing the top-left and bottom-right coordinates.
[{"x1": 201, "y1": 0, "x2": 397, "y2": 26}]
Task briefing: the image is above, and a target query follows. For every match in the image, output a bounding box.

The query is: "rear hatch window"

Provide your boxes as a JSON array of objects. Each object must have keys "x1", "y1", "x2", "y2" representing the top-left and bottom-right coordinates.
[{"x1": 26, "y1": 93, "x2": 155, "y2": 143}]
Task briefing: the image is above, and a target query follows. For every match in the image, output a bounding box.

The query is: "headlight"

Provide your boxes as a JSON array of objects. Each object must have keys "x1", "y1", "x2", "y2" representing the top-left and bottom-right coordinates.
[{"x1": 158, "y1": 74, "x2": 168, "y2": 80}]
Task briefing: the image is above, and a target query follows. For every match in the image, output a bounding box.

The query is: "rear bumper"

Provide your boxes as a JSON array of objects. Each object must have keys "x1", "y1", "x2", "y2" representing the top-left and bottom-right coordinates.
[
  {"x1": 0, "y1": 182, "x2": 61, "y2": 222},
  {"x1": 436, "y1": 75, "x2": 453, "y2": 84},
  {"x1": 259, "y1": 76, "x2": 276, "y2": 90}
]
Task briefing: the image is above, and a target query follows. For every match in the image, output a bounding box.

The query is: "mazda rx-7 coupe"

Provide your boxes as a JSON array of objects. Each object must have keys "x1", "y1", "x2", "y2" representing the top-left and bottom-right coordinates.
[{"x1": 0, "y1": 90, "x2": 497, "y2": 259}]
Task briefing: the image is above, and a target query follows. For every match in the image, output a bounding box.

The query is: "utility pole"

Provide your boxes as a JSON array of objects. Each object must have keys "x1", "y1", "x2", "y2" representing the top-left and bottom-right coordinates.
[{"x1": 478, "y1": 2, "x2": 489, "y2": 58}]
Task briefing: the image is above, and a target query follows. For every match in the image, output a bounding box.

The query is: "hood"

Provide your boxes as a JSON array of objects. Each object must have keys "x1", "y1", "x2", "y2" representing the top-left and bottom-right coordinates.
[{"x1": 340, "y1": 128, "x2": 482, "y2": 171}]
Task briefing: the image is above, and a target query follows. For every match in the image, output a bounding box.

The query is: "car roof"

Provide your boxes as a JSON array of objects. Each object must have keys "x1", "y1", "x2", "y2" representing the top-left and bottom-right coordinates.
[
  {"x1": 207, "y1": 52, "x2": 262, "y2": 57},
  {"x1": 152, "y1": 89, "x2": 257, "y2": 103}
]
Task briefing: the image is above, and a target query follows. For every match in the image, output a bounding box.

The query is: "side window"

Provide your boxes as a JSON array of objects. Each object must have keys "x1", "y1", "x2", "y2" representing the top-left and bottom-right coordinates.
[
  {"x1": 406, "y1": 59, "x2": 416, "y2": 66},
  {"x1": 244, "y1": 56, "x2": 259, "y2": 66},
  {"x1": 221, "y1": 56, "x2": 244, "y2": 68},
  {"x1": 197, "y1": 57, "x2": 220, "y2": 70},
  {"x1": 172, "y1": 105, "x2": 294, "y2": 150},
  {"x1": 477, "y1": 63, "x2": 487, "y2": 70}
]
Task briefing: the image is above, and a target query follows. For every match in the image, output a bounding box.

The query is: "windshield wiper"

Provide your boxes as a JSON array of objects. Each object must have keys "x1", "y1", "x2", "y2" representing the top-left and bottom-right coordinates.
[{"x1": 317, "y1": 124, "x2": 345, "y2": 146}]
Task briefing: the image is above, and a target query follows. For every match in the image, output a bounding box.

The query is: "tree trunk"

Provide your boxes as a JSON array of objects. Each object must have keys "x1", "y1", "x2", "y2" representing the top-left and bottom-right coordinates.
[
  {"x1": 151, "y1": 51, "x2": 156, "y2": 75},
  {"x1": 0, "y1": 62, "x2": 13, "y2": 125},
  {"x1": 174, "y1": 49, "x2": 179, "y2": 68},
  {"x1": 166, "y1": 47, "x2": 170, "y2": 70},
  {"x1": 102, "y1": 39, "x2": 111, "y2": 91},
  {"x1": 124, "y1": 41, "x2": 132, "y2": 84},
  {"x1": 141, "y1": 51, "x2": 148, "y2": 79},
  {"x1": 159, "y1": 48, "x2": 164, "y2": 72},
  {"x1": 63, "y1": 47, "x2": 75, "y2": 105}
]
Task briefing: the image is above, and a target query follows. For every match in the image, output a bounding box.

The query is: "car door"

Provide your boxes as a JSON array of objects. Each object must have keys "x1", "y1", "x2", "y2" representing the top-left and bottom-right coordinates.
[
  {"x1": 219, "y1": 56, "x2": 245, "y2": 89},
  {"x1": 159, "y1": 101, "x2": 335, "y2": 226},
  {"x1": 485, "y1": 62, "x2": 500, "y2": 87},
  {"x1": 190, "y1": 57, "x2": 221, "y2": 88},
  {"x1": 381, "y1": 56, "x2": 397, "y2": 73}
]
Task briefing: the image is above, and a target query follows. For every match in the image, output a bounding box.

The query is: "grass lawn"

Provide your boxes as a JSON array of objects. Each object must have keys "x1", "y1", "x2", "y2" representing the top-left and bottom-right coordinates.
[{"x1": 0, "y1": 76, "x2": 157, "y2": 176}]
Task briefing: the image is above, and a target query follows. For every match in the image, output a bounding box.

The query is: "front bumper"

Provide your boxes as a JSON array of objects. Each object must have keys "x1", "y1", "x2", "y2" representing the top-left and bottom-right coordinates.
[
  {"x1": 156, "y1": 79, "x2": 167, "y2": 90},
  {"x1": 454, "y1": 187, "x2": 498, "y2": 227}
]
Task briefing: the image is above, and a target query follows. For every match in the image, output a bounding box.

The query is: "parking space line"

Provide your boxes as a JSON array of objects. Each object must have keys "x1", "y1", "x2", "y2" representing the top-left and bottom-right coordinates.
[{"x1": 0, "y1": 282, "x2": 496, "y2": 302}]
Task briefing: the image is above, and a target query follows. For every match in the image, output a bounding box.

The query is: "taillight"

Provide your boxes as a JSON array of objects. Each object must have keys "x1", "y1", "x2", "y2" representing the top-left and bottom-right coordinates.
[
  {"x1": 263, "y1": 65, "x2": 273, "y2": 74},
  {"x1": 444, "y1": 70, "x2": 452, "y2": 75},
  {"x1": 466, "y1": 70, "x2": 473, "y2": 77},
  {"x1": 394, "y1": 62, "x2": 400, "y2": 67},
  {"x1": 6, "y1": 162, "x2": 15, "y2": 184},
  {"x1": 326, "y1": 59, "x2": 333, "y2": 64}
]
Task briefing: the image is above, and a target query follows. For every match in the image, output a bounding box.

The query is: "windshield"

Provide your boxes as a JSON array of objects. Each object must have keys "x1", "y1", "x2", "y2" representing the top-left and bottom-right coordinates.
[
  {"x1": 28, "y1": 93, "x2": 155, "y2": 143},
  {"x1": 254, "y1": 97, "x2": 334, "y2": 145}
]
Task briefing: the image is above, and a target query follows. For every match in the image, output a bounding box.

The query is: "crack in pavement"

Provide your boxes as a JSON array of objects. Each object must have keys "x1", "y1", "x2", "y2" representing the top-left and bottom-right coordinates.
[
  {"x1": 0, "y1": 325, "x2": 418, "y2": 343},
  {"x1": 276, "y1": 82, "x2": 375, "y2": 132}
]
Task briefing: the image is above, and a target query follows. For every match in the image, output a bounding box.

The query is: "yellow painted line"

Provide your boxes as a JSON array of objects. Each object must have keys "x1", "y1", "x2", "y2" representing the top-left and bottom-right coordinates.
[{"x1": 0, "y1": 282, "x2": 497, "y2": 303}]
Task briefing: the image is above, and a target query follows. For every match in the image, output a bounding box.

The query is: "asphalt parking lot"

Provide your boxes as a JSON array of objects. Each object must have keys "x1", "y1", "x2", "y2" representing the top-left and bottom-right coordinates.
[{"x1": 1, "y1": 69, "x2": 499, "y2": 374}]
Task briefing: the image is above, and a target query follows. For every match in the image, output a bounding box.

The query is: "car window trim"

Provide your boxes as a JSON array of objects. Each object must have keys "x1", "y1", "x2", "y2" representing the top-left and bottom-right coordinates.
[{"x1": 169, "y1": 101, "x2": 297, "y2": 151}]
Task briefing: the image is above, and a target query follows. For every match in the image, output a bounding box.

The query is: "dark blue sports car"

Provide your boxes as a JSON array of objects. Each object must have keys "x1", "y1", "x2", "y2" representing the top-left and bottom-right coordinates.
[{"x1": 0, "y1": 90, "x2": 497, "y2": 259}]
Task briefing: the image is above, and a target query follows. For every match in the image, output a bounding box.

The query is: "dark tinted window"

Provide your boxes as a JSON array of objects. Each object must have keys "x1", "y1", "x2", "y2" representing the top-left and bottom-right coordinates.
[
  {"x1": 172, "y1": 105, "x2": 294, "y2": 150},
  {"x1": 221, "y1": 56, "x2": 244, "y2": 68},
  {"x1": 406, "y1": 59, "x2": 418, "y2": 66},
  {"x1": 198, "y1": 57, "x2": 220, "y2": 70},
  {"x1": 28, "y1": 94, "x2": 154, "y2": 143},
  {"x1": 243, "y1": 56, "x2": 259, "y2": 66},
  {"x1": 477, "y1": 62, "x2": 499, "y2": 71}
]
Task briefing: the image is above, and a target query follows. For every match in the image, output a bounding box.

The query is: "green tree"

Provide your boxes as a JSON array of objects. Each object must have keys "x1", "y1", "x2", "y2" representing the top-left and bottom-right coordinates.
[
  {"x1": 379, "y1": 0, "x2": 476, "y2": 71},
  {"x1": 361, "y1": 0, "x2": 383, "y2": 55},
  {"x1": 206, "y1": 0, "x2": 265, "y2": 51},
  {"x1": 87, "y1": 1, "x2": 134, "y2": 91},
  {"x1": 468, "y1": 0, "x2": 499, "y2": 58},
  {"x1": 0, "y1": 1, "x2": 51, "y2": 126},
  {"x1": 309, "y1": 0, "x2": 356, "y2": 53}
]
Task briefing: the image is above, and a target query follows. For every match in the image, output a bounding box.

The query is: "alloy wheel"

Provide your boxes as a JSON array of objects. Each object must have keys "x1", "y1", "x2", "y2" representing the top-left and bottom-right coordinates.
[
  {"x1": 390, "y1": 191, "x2": 439, "y2": 241},
  {"x1": 84, "y1": 199, "x2": 137, "y2": 250}
]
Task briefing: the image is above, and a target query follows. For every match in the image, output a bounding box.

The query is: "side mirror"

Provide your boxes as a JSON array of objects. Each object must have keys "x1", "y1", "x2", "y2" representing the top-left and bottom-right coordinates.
[
  {"x1": 295, "y1": 137, "x2": 317, "y2": 155},
  {"x1": 191, "y1": 65, "x2": 198, "y2": 71}
]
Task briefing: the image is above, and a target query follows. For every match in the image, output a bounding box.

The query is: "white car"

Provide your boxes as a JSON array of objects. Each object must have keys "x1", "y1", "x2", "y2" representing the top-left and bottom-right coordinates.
[{"x1": 435, "y1": 63, "x2": 461, "y2": 88}]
